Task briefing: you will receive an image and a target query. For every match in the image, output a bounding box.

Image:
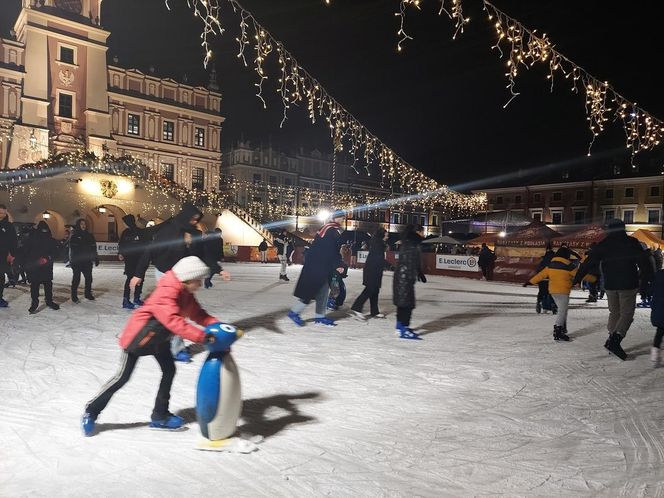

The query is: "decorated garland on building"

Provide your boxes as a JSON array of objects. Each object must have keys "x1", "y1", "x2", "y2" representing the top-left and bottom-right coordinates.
[
  {"x1": 171, "y1": 0, "x2": 485, "y2": 214},
  {"x1": 0, "y1": 151, "x2": 482, "y2": 221}
]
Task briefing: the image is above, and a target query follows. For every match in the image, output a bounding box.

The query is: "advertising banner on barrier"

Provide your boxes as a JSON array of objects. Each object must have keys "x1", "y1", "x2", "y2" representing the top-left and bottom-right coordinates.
[
  {"x1": 435, "y1": 255, "x2": 479, "y2": 272},
  {"x1": 96, "y1": 242, "x2": 119, "y2": 256},
  {"x1": 357, "y1": 250, "x2": 369, "y2": 264}
]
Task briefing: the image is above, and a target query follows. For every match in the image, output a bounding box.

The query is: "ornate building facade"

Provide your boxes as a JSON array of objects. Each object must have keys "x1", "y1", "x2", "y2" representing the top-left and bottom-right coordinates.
[{"x1": 0, "y1": 0, "x2": 223, "y2": 191}]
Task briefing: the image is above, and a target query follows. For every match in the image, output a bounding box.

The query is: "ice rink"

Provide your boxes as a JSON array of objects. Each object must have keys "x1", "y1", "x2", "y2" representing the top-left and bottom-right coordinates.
[{"x1": 1, "y1": 262, "x2": 663, "y2": 497}]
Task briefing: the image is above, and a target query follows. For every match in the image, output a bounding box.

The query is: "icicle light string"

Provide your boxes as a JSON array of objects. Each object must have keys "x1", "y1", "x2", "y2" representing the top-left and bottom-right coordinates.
[{"x1": 174, "y1": 0, "x2": 483, "y2": 214}]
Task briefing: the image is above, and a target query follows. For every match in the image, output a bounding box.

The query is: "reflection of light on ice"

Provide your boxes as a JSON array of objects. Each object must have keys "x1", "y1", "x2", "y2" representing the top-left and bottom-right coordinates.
[{"x1": 0, "y1": 261, "x2": 659, "y2": 495}]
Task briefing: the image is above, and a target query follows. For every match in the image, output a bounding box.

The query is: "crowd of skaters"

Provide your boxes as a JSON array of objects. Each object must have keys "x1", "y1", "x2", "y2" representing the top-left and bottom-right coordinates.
[{"x1": 5, "y1": 202, "x2": 664, "y2": 356}]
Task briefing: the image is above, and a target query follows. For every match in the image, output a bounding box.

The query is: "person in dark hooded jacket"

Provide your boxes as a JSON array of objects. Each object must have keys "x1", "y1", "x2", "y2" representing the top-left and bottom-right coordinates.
[
  {"x1": 288, "y1": 212, "x2": 345, "y2": 327},
  {"x1": 130, "y1": 203, "x2": 220, "y2": 362},
  {"x1": 23, "y1": 221, "x2": 60, "y2": 313},
  {"x1": 350, "y1": 228, "x2": 389, "y2": 320},
  {"x1": 69, "y1": 218, "x2": 98, "y2": 302},
  {"x1": 393, "y1": 224, "x2": 426, "y2": 340},
  {"x1": 118, "y1": 214, "x2": 149, "y2": 309},
  {"x1": 0, "y1": 204, "x2": 17, "y2": 307},
  {"x1": 575, "y1": 219, "x2": 652, "y2": 360}
]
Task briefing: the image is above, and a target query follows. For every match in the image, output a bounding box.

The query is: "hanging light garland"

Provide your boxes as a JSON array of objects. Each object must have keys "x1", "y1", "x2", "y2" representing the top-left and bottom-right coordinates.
[
  {"x1": 171, "y1": 0, "x2": 484, "y2": 214},
  {"x1": 368, "y1": 0, "x2": 664, "y2": 161}
]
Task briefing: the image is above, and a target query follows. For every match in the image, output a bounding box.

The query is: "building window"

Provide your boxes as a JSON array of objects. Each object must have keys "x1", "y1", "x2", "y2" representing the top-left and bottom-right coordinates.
[
  {"x1": 496, "y1": 196, "x2": 503, "y2": 205},
  {"x1": 253, "y1": 174, "x2": 261, "y2": 184},
  {"x1": 648, "y1": 209, "x2": 660, "y2": 224},
  {"x1": 625, "y1": 187, "x2": 634, "y2": 198},
  {"x1": 576, "y1": 190, "x2": 584, "y2": 201},
  {"x1": 127, "y1": 114, "x2": 140, "y2": 135},
  {"x1": 192, "y1": 167, "x2": 205, "y2": 190},
  {"x1": 533, "y1": 193, "x2": 541, "y2": 203},
  {"x1": 514, "y1": 195, "x2": 522, "y2": 204},
  {"x1": 574, "y1": 210, "x2": 585, "y2": 224},
  {"x1": 551, "y1": 211, "x2": 563, "y2": 224},
  {"x1": 432, "y1": 215, "x2": 438, "y2": 226},
  {"x1": 421, "y1": 216, "x2": 427, "y2": 226},
  {"x1": 623, "y1": 209, "x2": 634, "y2": 224},
  {"x1": 162, "y1": 121, "x2": 174, "y2": 141},
  {"x1": 58, "y1": 93, "x2": 73, "y2": 118},
  {"x1": 532, "y1": 211, "x2": 542, "y2": 222},
  {"x1": 604, "y1": 210, "x2": 615, "y2": 222},
  {"x1": 392, "y1": 213, "x2": 400, "y2": 224},
  {"x1": 161, "y1": 163, "x2": 174, "y2": 181},
  {"x1": 284, "y1": 178, "x2": 292, "y2": 186},
  {"x1": 59, "y1": 46, "x2": 75, "y2": 64},
  {"x1": 194, "y1": 127, "x2": 205, "y2": 147},
  {"x1": 605, "y1": 189, "x2": 614, "y2": 199},
  {"x1": 650, "y1": 186, "x2": 660, "y2": 197},
  {"x1": 269, "y1": 176, "x2": 277, "y2": 185},
  {"x1": 552, "y1": 192, "x2": 562, "y2": 202}
]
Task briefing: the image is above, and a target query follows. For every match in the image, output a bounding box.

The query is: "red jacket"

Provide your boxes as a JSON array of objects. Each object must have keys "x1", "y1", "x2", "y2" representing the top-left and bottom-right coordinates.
[{"x1": 119, "y1": 270, "x2": 216, "y2": 352}]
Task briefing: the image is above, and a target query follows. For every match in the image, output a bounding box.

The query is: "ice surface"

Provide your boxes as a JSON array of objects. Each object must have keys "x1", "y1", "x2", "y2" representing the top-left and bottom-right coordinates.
[{"x1": 1, "y1": 262, "x2": 664, "y2": 497}]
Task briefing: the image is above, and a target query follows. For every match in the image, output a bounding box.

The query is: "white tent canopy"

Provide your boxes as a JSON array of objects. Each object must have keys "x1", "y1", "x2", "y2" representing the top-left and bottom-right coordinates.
[{"x1": 422, "y1": 235, "x2": 463, "y2": 245}]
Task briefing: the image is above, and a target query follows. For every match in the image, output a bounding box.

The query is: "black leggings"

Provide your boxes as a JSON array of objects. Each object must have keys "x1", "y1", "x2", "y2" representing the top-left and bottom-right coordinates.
[
  {"x1": 655, "y1": 327, "x2": 664, "y2": 348},
  {"x1": 352, "y1": 287, "x2": 379, "y2": 316},
  {"x1": 72, "y1": 263, "x2": 93, "y2": 297},
  {"x1": 30, "y1": 280, "x2": 53, "y2": 303},
  {"x1": 123, "y1": 276, "x2": 143, "y2": 301},
  {"x1": 397, "y1": 306, "x2": 413, "y2": 327},
  {"x1": 85, "y1": 342, "x2": 176, "y2": 421}
]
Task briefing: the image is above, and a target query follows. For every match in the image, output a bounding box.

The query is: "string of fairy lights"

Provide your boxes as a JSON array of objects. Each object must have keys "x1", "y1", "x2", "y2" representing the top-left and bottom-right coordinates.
[
  {"x1": 361, "y1": 0, "x2": 664, "y2": 161},
  {"x1": 0, "y1": 151, "x2": 477, "y2": 221},
  {"x1": 172, "y1": 0, "x2": 486, "y2": 214}
]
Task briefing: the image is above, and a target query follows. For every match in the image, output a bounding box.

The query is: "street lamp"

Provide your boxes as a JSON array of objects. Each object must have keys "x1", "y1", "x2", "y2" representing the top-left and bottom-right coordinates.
[
  {"x1": 317, "y1": 209, "x2": 330, "y2": 222},
  {"x1": 42, "y1": 210, "x2": 51, "y2": 219},
  {"x1": 98, "y1": 206, "x2": 107, "y2": 214},
  {"x1": 499, "y1": 230, "x2": 507, "y2": 238}
]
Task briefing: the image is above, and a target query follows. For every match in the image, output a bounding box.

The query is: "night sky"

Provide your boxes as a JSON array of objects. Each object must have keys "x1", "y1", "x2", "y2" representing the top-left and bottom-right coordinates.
[{"x1": 1, "y1": 1, "x2": 664, "y2": 190}]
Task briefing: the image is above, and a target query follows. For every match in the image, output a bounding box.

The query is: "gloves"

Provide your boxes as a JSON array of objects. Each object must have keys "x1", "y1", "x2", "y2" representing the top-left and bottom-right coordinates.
[
  {"x1": 418, "y1": 272, "x2": 427, "y2": 283},
  {"x1": 94, "y1": 259, "x2": 100, "y2": 267}
]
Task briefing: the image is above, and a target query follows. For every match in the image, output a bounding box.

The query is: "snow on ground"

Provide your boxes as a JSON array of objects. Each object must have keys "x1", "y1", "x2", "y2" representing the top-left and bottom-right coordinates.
[{"x1": 1, "y1": 262, "x2": 664, "y2": 497}]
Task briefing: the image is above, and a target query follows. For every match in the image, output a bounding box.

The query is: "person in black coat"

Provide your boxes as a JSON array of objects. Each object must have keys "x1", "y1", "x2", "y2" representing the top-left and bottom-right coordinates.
[
  {"x1": 393, "y1": 224, "x2": 426, "y2": 340},
  {"x1": 535, "y1": 247, "x2": 557, "y2": 313},
  {"x1": 288, "y1": 212, "x2": 345, "y2": 327},
  {"x1": 0, "y1": 204, "x2": 17, "y2": 307},
  {"x1": 130, "y1": 203, "x2": 219, "y2": 362},
  {"x1": 69, "y1": 218, "x2": 98, "y2": 302},
  {"x1": 203, "y1": 228, "x2": 225, "y2": 288},
  {"x1": 650, "y1": 269, "x2": 664, "y2": 366},
  {"x1": 575, "y1": 218, "x2": 652, "y2": 360},
  {"x1": 478, "y1": 243, "x2": 496, "y2": 281},
  {"x1": 23, "y1": 221, "x2": 60, "y2": 313},
  {"x1": 118, "y1": 214, "x2": 149, "y2": 309},
  {"x1": 350, "y1": 228, "x2": 389, "y2": 319}
]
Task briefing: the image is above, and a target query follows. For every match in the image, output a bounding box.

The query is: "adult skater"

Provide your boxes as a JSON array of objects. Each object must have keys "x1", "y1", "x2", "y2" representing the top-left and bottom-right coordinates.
[
  {"x1": 203, "y1": 228, "x2": 224, "y2": 288},
  {"x1": 82, "y1": 257, "x2": 222, "y2": 436},
  {"x1": 525, "y1": 246, "x2": 578, "y2": 342},
  {"x1": 650, "y1": 268, "x2": 664, "y2": 366},
  {"x1": 478, "y1": 243, "x2": 496, "y2": 281},
  {"x1": 575, "y1": 219, "x2": 651, "y2": 360},
  {"x1": 131, "y1": 203, "x2": 221, "y2": 363},
  {"x1": 535, "y1": 246, "x2": 556, "y2": 314},
  {"x1": 274, "y1": 230, "x2": 291, "y2": 281},
  {"x1": 258, "y1": 239, "x2": 268, "y2": 263},
  {"x1": 350, "y1": 228, "x2": 389, "y2": 320},
  {"x1": 288, "y1": 211, "x2": 345, "y2": 327},
  {"x1": 118, "y1": 214, "x2": 149, "y2": 309},
  {"x1": 637, "y1": 245, "x2": 657, "y2": 308},
  {"x1": 23, "y1": 221, "x2": 59, "y2": 313},
  {"x1": 393, "y1": 224, "x2": 426, "y2": 340},
  {"x1": 0, "y1": 204, "x2": 17, "y2": 308},
  {"x1": 69, "y1": 219, "x2": 98, "y2": 302}
]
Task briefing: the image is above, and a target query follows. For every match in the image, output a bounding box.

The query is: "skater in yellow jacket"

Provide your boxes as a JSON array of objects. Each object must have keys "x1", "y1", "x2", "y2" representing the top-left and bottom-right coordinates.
[{"x1": 525, "y1": 247, "x2": 580, "y2": 342}]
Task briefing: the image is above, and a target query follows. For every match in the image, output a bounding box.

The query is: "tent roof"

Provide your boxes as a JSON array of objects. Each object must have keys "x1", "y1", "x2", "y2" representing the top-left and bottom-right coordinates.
[
  {"x1": 631, "y1": 229, "x2": 664, "y2": 249},
  {"x1": 422, "y1": 235, "x2": 462, "y2": 245},
  {"x1": 497, "y1": 221, "x2": 560, "y2": 247},
  {"x1": 553, "y1": 225, "x2": 606, "y2": 249},
  {"x1": 467, "y1": 232, "x2": 499, "y2": 246}
]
